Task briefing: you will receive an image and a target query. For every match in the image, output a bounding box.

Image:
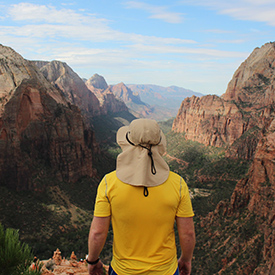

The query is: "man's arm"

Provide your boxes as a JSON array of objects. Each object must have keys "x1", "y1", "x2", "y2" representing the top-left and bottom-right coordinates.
[
  {"x1": 176, "y1": 216, "x2": 196, "y2": 275},
  {"x1": 87, "y1": 216, "x2": 111, "y2": 275}
]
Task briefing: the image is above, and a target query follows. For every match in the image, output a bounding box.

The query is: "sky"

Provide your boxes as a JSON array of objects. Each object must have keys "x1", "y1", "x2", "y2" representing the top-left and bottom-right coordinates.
[{"x1": 0, "y1": 1, "x2": 275, "y2": 95}]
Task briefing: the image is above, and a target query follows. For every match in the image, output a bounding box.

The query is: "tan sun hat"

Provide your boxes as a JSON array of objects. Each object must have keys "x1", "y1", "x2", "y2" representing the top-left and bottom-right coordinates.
[{"x1": 116, "y1": 118, "x2": 170, "y2": 187}]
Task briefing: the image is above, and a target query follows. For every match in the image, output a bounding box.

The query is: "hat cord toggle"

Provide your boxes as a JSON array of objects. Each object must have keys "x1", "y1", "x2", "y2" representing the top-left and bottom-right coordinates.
[
  {"x1": 141, "y1": 145, "x2": 156, "y2": 175},
  {"x1": 126, "y1": 132, "x2": 157, "y2": 175}
]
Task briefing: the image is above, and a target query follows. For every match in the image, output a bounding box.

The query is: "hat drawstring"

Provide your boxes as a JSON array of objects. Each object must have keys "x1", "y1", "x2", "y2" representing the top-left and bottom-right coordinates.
[
  {"x1": 139, "y1": 144, "x2": 156, "y2": 175},
  {"x1": 126, "y1": 132, "x2": 157, "y2": 175},
  {"x1": 144, "y1": 187, "x2": 149, "y2": 197}
]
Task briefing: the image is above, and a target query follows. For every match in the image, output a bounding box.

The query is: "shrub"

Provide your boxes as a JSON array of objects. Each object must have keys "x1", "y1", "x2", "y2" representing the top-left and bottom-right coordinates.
[{"x1": 0, "y1": 223, "x2": 41, "y2": 275}]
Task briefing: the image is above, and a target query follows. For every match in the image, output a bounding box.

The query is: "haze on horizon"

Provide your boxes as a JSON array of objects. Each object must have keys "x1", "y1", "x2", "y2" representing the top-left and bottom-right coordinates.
[{"x1": 0, "y1": 0, "x2": 275, "y2": 95}]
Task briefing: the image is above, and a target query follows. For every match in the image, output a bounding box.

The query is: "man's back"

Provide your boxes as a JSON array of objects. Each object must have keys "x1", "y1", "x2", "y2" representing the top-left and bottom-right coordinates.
[{"x1": 94, "y1": 171, "x2": 194, "y2": 274}]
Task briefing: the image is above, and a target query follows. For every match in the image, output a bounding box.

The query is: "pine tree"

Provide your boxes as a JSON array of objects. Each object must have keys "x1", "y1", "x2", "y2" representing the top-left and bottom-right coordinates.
[{"x1": 0, "y1": 223, "x2": 41, "y2": 275}]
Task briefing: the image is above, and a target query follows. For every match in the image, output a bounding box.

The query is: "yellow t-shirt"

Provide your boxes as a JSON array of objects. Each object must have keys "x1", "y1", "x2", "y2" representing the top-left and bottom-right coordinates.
[{"x1": 94, "y1": 171, "x2": 194, "y2": 275}]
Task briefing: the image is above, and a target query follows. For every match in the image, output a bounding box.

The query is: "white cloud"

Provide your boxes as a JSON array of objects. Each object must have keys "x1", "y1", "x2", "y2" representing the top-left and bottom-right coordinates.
[
  {"x1": 221, "y1": 7, "x2": 275, "y2": 26},
  {"x1": 4, "y1": 3, "x2": 194, "y2": 45},
  {"x1": 181, "y1": 0, "x2": 275, "y2": 26},
  {"x1": 126, "y1": 44, "x2": 248, "y2": 59},
  {"x1": 124, "y1": 1, "x2": 184, "y2": 23},
  {"x1": 9, "y1": 3, "x2": 95, "y2": 24},
  {"x1": 0, "y1": 2, "x2": 252, "y2": 94}
]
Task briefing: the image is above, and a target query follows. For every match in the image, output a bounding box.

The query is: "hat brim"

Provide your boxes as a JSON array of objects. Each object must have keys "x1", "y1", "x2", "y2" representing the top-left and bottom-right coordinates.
[{"x1": 116, "y1": 124, "x2": 169, "y2": 187}]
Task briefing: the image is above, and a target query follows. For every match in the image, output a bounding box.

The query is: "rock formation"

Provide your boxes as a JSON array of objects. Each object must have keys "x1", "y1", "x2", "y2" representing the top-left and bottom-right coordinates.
[
  {"x1": 110, "y1": 82, "x2": 143, "y2": 105},
  {"x1": 86, "y1": 73, "x2": 108, "y2": 90},
  {"x1": 34, "y1": 61, "x2": 101, "y2": 117},
  {"x1": 110, "y1": 82, "x2": 157, "y2": 118},
  {"x1": 85, "y1": 74, "x2": 128, "y2": 115},
  {"x1": 172, "y1": 42, "x2": 275, "y2": 159},
  {"x1": 0, "y1": 44, "x2": 97, "y2": 190},
  {"x1": 195, "y1": 116, "x2": 275, "y2": 274},
  {"x1": 186, "y1": 42, "x2": 275, "y2": 274}
]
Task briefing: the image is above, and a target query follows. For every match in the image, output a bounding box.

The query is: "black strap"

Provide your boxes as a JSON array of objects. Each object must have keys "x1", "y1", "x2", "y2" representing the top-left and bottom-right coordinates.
[
  {"x1": 86, "y1": 258, "x2": 100, "y2": 265},
  {"x1": 139, "y1": 144, "x2": 156, "y2": 175},
  {"x1": 126, "y1": 132, "x2": 157, "y2": 175},
  {"x1": 126, "y1": 132, "x2": 135, "y2": 146}
]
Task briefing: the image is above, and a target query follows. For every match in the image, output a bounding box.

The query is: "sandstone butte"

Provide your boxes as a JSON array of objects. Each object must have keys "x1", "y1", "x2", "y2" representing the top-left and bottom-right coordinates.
[
  {"x1": 0, "y1": 44, "x2": 98, "y2": 190},
  {"x1": 172, "y1": 42, "x2": 275, "y2": 160}
]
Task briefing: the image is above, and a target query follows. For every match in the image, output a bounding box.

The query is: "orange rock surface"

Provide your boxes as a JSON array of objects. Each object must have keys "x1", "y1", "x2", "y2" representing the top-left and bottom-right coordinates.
[{"x1": 41, "y1": 250, "x2": 109, "y2": 275}]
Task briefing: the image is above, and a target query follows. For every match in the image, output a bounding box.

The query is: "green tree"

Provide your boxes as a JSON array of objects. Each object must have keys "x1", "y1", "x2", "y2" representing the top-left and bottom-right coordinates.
[{"x1": 0, "y1": 223, "x2": 41, "y2": 275}]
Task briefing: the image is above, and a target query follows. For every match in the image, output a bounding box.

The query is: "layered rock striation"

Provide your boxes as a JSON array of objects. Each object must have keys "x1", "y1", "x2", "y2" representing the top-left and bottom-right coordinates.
[
  {"x1": 172, "y1": 42, "x2": 275, "y2": 159},
  {"x1": 0, "y1": 45, "x2": 97, "y2": 190}
]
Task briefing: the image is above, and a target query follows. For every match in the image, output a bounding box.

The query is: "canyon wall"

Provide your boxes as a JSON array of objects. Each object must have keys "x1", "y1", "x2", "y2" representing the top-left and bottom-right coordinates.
[
  {"x1": 172, "y1": 42, "x2": 275, "y2": 159},
  {"x1": 0, "y1": 45, "x2": 97, "y2": 190},
  {"x1": 196, "y1": 116, "x2": 275, "y2": 274}
]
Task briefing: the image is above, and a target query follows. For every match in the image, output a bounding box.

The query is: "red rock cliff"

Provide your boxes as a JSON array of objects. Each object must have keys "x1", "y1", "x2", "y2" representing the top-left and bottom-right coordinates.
[
  {"x1": 172, "y1": 42, "x2": 275, "y2": 159},
  {"x1": 0, "y1": 45, "x2": 97, "y2": 190},
  {"x1": 196, "y1": 117, "x2": 275, "y2": 274}
]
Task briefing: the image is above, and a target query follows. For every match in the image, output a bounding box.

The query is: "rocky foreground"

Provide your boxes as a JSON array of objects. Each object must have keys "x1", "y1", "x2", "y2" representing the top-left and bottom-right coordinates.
[{"x1": 35, "y1": 249, "x2": 108, "y2": 275}]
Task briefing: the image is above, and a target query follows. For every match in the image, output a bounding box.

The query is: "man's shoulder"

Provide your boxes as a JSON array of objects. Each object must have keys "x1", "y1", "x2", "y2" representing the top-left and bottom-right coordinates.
[
  {"x1": 168, "y1": 171, "x2": 182, "y2": 180},
  {"x1": 167, "y1": 171, "x2": 187, "y2": 186},
  {"x1": 104, "y1": 170, "x2": 120, "y2": 182},
  {"x1": 106, "y1": 170, "x2": 116, "y2": 176}
]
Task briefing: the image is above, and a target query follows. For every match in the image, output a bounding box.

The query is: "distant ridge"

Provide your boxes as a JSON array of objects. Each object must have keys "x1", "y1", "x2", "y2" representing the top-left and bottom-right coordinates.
[{"x1": 127, "y1": 84, "x2": 203, "y2": 109}]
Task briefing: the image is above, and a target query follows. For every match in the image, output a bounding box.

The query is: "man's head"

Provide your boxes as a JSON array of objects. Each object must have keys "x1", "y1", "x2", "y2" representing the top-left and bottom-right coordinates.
[
  {"x1": 126, "y1": 119, "x2": 162, "y2": 146},
  {"x1": 116, "y1": 118, "x2": 170, "y2": 187}
]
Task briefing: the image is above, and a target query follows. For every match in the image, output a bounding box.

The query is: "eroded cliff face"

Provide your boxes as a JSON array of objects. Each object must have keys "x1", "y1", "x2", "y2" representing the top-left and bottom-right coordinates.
[
  {"x1": 172, "y1": 42, "x2": 275, "y2": 159},
  {"x1": 196, "y1": 117, "x2": 275, "y2": 274},
  {"x1": 0, "y1": 45, "x2": 97, "y2": 190},
  {"x1": 172, "y1": 95, "x2": 246, "y2": 147}
]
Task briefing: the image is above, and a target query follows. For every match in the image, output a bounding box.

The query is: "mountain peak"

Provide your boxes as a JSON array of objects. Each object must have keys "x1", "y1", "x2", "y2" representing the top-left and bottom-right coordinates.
[
  {"x1": 86, "y1": 74, "x2": 108, "y2": 90},
  {"x1": 222, "y1": 42, "x2": 275, "y2": 108},
  {"x1": 110, "y1": 83, "x2": 143, "y2": 105}
]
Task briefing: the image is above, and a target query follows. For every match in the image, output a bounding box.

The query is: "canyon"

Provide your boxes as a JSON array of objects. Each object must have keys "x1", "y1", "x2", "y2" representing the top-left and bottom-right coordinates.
[
  {"x1": 1, "y1": 42, "x2": 275, "y2": 274},
  {"x1": 174, "y1": 42, "x2": 275, "y2": 274}
]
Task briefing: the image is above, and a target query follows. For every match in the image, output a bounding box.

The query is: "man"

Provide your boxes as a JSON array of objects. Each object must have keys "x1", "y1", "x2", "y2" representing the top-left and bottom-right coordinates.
[{"x1": 87, "y1": 119, "x2": 195, "y2": 275}]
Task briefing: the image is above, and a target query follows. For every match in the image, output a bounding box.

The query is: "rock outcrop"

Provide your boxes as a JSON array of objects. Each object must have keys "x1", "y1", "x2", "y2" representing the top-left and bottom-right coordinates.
[
  {"x1": 85, "y1": 74, "x2": 128, "y2": 115},
  {"x1": 34, "y1": 61, "x2": 101, "y2": 117},
  {"x1": 110, "y1": 82, "x2": 144, "y2": 105},
  {"x1": 172, "y1": 42, "x2": 275, "y2": 159},
  {"x1": 0, "y1": 45, "x2": 97, "y2": 190}
]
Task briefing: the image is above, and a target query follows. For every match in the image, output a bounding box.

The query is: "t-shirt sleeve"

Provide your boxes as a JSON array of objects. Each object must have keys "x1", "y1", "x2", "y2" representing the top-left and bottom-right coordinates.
[
  {"x1": 93, "y1": 176, "x2": 111, "y2": 217},
  {"x1": 176, "y1": 178, "x2": 194, "y2": 217}
]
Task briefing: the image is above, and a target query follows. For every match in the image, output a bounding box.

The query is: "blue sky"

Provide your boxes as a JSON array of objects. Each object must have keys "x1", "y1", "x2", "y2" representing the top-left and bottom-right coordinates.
[{"x1": 0, "y1": 1, "x2": 274, "y2": 95}]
